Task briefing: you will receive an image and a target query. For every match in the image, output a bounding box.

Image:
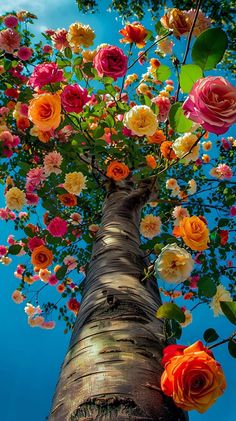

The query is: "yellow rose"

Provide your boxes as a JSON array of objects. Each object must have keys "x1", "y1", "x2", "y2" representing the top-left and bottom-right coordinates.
[
  {"x1": 140, "y1": 214, "x2": 161, "y2": 239},
  {"x1": 28, "y1": 93, "x2": 61, "y2": 132},
  {"x1": 64, "y1": 172, "x2": 87, "y2": 195},
  {"x1": 172, "y1": 133, "x2": 199, "y2": 163},
  {"x1": 5, "y1": 187, "x2": 26, "y2": 211},
  {"x1": 67, "y1": 23, "x2": 95, "y2": 50},
  {"x1": 179, "y1": 216, "x2": 209, "y2": 251},
  {"x1": 124, "y1": 105, "x2": 158, "y2": 137},
  {"x1": 155, "y1": 243, "x2": 194, "y2": 283}
]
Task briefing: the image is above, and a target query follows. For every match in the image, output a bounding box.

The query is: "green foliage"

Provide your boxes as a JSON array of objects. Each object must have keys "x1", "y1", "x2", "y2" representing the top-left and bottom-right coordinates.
[
  {"x1": 192, "y1": 28, "x2": 228, "y2": 71},
  {"x1": 179, "y1": 64, "x2": 203, "y2": 93},
  {"x1": 203, "y1": 328, "x2": 219, "y2": 343},
  {"x1": 156, "y1": 303, "x2": 185, "y2": 323},
  {"x1": 220, "y1": 302, "x2": 236, "y2": 325},
  {"x1": 169, "y1": 102, "x2": 192, "y2": 133}
]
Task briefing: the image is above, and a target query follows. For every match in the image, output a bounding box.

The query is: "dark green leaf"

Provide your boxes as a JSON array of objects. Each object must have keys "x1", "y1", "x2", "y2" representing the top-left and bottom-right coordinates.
[
  {"x1": 56, "y1": 265, "x2": 68, "y2": 280},
  {"x1": 8, "y1": 245, "x2": 22, "y2": 255},
  {"x1": 64, "y1": 47, "x2": 72, "y2": 59},
  {"x1": 203, "y1": 328, "x2": 219, "y2": 343},
  {"x1": 228, "y1": 339, "x2": 236, "y2": 358},
  {"x1": 198, "y1": 276, "x2": 217, "y2": 298},
  {"x1": 192, "y1": 28, "x2": 228, "y2": 70},
  {"x1": 220, "y1": 301, "x2": 236, "y2": 325}
]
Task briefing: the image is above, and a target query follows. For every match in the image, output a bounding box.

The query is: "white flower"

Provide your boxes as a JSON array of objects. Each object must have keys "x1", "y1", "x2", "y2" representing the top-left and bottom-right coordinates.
[
  {"x1": 210, "y1": 285, "x2": 232, "y2": 316},
  {"x1": 155, "y1": 243, "x2": 194, "y2": 283},
  {"x1": 187, "y1": 179, "x2": 197, "y2": 195}
]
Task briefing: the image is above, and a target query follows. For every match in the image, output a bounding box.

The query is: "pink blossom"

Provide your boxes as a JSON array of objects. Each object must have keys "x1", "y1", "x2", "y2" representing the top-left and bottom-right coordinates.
[
  {"x1": 3, "y1": 15, "x2": 18, "y2": 28},
  {"x1": 28, "y1": 236, "x2": 45, "y2": 252},
  {"x1": 44, "y1": 151, "x2": 63, "y2": 175},
  {"x1": 45, "y1": 29, "x2": 55, "y2": 36},
  {"x1": 40, "y1": 320, "x2": 56, "y2": 329},
  {"x1": 0, "y1": 208, "x2": 9, "y2": 220},
  {"x1": 230, "y1": 206, "x2": 236, "y2": 217},
  {"x1": 0, "y1": 28, "x2": 21, "y2": 53},
  {"x1": 16, "y1": 264, "x2": 25, "y2": 275},
  {"x1": 63, "y1": 255, "x2": 77, "y2": 271},
  {"x1": 26, "y1": 192, "x2": 40, "y2": 205},
  {"x1": 47, "y1": 217, "x2": 68, "y2": 237},
  {"x1": 28, "y1": 62, "x2": 64, "y2": 90},
  {"x1": 56, "y1": 125, "x2": 74, "y2": 143},
  {"x1": 7, "y1": 235, "x2": 15, "y2": 245},
  {"x1": 194, "y1": 252, "x2": 203, "y2": 264},
  {"x1": 152, "y1": 95, "x2": 171, "y2": 122},
  {"x1": 221, "y1": 137, "x2": 232, "y2": 151},
  {"x1": 51, "y1": 29, "x2": 69, "y2": 51},
  {"x1": 0, "y1": 107, "x2": 9, "y2": 116},
  {"x1": 0, "y1": 246, "x2": 8, "y2": 257},
  {"x1": 93, "y1": 46, "x2": 128, "y2": 80},
  {"x1": 183, "y1": 76, "x2": 236, "y2": 135},
  {"x1": 210, "y1": 164, "x2": 233, "y2": 180},
  {"x1": 17, "y1": 46, "x2": 33, "y2": 61},
  {"x1": 228, "y1": 260, "x2": 233, "y2": 268},
  {"x1": 48, "y1": 274, "x2": 58, "y2": 286},
  {"x1": 26, "y1": 167, "x2": 46, "y2": 191},
  {"x1": 138, "y1": 51, "x2": 147, "y2": 65},
  {"x1": 189, "y1": 275, "x2": 200, "y2": 289},
  {"x1": 42, "y1": 45, "x2": 52, "y2": 54},
  {"x1": 61, "y1": 84, "x2": 90, "y2": 114}
]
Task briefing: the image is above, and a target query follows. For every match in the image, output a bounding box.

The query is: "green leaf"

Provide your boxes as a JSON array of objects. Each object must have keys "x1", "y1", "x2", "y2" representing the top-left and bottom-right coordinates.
[
  {"x1": 64, "y1": 47, "x2": 72, "y2": 59},
  {"x1": 74, "y1": 67, "x2": 83, "y2": 81},
  {"x1": 156, "y1": 65, "x2": 171, "y2": 82},
  {"x1": 55, "y1": 265, "x2": 68, "y2": 280},
  {"x1": 8, "y1": 245, "x2": 22, "y2": 255},
  {"x1": 179, "y1": 64, "x2": 203, "y2": 93},
  {"x1": 156, "y1": 303, "x2": 185, "y2": 323},
  {"x1": 218, "y1": 218, "x2": 229, "y2": 227},
  {"x1": 220, "y1": 301, "x2": 236, "y2": 325},
  {"x1": 198, "y1": 276, "x2": 217, "y2": 298},
  {"x1": 203, "y1": 328, "x2": 219, "y2": 343},
  {"x1": 169, "y1": 102, "x2": 192, "y2": 133},
  {"x1": 24, "y1": 227, "x2": 35, "y2": 238},
  {"x1": 93, "y1": 126, "x2": 105, "y2": 139},
  {"x1": 228, "y1": 339, "x2": 236, "y2": 358},
  {"x1": 191, "y1": 28, "x2": 228, "y2": 71}
]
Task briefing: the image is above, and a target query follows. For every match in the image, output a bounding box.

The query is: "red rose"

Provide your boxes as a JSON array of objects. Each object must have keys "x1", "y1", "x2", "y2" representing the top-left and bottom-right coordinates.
[
  {"x1": 61, "y1": 84, "x2": 90, "y2": 113},
  {"x1": 93, "y1": 46, "x2": 128, "y2": 80}
]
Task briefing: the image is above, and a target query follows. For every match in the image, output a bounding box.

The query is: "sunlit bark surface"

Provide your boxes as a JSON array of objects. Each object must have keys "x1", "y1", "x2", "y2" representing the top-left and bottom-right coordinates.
[{"x1": 49, "y1": 182, "x2": 188, "y2": 420}]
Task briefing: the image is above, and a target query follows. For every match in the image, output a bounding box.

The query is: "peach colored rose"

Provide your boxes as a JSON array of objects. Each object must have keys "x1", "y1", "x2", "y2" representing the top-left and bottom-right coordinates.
[
  {"x1": 160, "y1": 8, "x2": 191, "y2": 39},
  {"x1": 179, "y1": 216, "x2": 209, "y2": 251},
  {"x1": 161, "y1": 341, "x2": 226, "y2": 413},
  {"x1": 183, "y1": 77, "x2": 236, "y2": 135},
  {"x1": 28, "y1": 93, "x2": 61, "y2": 132}
]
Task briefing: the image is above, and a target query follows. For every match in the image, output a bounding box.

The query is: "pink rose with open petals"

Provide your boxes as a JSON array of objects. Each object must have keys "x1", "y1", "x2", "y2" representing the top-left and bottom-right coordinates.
[
  {"x1": 29, "y1": 62, "x2": 64, "y2": 90},
  {"x1": 183, "y1": 76, "x2": 236, "y2": 135},
  {"x1": 47, "y1": 217, "x2": 68, "y2": 237},
  {"x1": 93, "y1": 46, "x2": 128, "y2": 80},
  {"x1": 61, "y1": 84, "x2": 90, "y2": 113}
]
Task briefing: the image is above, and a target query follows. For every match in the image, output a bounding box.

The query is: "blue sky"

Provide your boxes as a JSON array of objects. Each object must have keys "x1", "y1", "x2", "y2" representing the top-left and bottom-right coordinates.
[{"x1": 0, "y1": 1, "x2": 235, "y2": 420}]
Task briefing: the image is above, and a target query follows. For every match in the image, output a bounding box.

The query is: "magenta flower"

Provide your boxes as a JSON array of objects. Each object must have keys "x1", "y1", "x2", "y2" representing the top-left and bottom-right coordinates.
[
  {"x1": 93, "y1": 46, "x2": 128, "y2": 80},
  {"x1": 61, "y1": 84, "x2": 90, "y2": 114},
  {"x1": 28, "y1": 62, "x2": 64, "y2": 90},
  {"x1": 3, "y1": 15, "x2": 18, "y2": 28},
  {"x1": 17, "y1": 46, "x2": 33, "y2": 61},
  {"x1": 47, "y1": 217, "x2": 68, "y2": 237},
  {"x1": 183, "y1": 76, "x2": 236, "y2": 135}
]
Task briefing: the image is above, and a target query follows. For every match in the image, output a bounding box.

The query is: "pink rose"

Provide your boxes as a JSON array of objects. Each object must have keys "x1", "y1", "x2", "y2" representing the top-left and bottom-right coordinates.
[
  {"x1": 183, "y1": 76, "x2": 236, "y2": 135},
  {"x1": 29, "y1": 62, "x2": 64, "y2": 90},
  {"x1": 47, "y1": 217, "x2": 68, "y2": 237},
  {"x1": 0, "y1": 28, "x2": 21, "y2": 53},
  {"x1": 93, "y1": 46, "x2": 128, "y2": 80},
  {"x1": 28, "y1": 236, "x2": 45, "y2": 252},
  {"x1": 152, "y1": 95, "x2": 171, "y2": 122},
  {"x1": 61, "y1": 84, "x2": 90, "y2": 113}
]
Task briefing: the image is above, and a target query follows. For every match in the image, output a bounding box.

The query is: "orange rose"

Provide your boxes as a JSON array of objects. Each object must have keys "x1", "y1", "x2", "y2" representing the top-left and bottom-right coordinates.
[
  {"x1": 58, "y1": 193, "x2": 77, "y2": 207},
  {"x1": 161, "y1": 341, "x2": 226, "y2": 413},
  {"x1": 179, "y1": 216, "x2": 209, "y2": 251},
  {"x1": 160, "y1": 8, "x2": 191, "y2": 39},
  {"x1": 147, "y1": 129, "x2": 166, "y2": 144},
  {"x1": 146, "y1": 155, "x2": 157, "y2": 169},
  {"x1": 119, "y1": 22, "x2": 148, "y2": 48},
  {"x1": 106, "y1": 161, "x2": 130, "y2": 181},
  {"x1": 31, "y1": 245, "x2": 54, "y2": 269},
  {"x1": 28, "y1": 93, "x2": 61, "y2": 132},
  {"x1": 160, "y1": 140, "x2": 177, "y2": 160}
]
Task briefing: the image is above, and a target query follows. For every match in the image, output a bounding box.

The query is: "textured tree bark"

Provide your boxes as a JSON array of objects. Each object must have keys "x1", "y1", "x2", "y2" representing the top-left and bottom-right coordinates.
[{"x1": 49, "y1": 181, "x2": 188, "y2": 421}]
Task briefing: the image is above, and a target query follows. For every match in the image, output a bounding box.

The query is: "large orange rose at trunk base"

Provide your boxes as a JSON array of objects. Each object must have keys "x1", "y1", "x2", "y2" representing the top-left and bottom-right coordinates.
[{"x1": 161, "y1": 341, "x2": 226, "y2": 413}]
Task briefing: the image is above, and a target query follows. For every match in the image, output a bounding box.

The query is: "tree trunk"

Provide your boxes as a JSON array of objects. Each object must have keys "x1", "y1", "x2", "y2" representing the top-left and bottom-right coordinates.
[{"x1": 49, "y1": 181, "x2": 188, "y2": 421}]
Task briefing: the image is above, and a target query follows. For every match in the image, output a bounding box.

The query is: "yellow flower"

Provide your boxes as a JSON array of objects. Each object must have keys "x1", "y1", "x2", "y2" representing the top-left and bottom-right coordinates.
[
  {"x1": 64, "y1": 172, "x2": 87, "y2": 195},
  {"x1": 5, "y1": 187, "x2": 26, "y2": 211},
  {"x1": 155, "y1": 243, "x2": 194, "y2": 283},
  {"x1": 187, "y1": 179, "x2": 197, "y2": 195},
  {"x1": 124, "y1": 105, "x2": 158, "y2": 137},
  {"x1": 67, "y1": 22, "x2": 95, "y2": 50},
  {"x1": 140, "y1": 214, "x2": 161, "y2": 239},
  {"x1": 172, "y1": 133, "x2": 199, "y2": 163},
  {"x1": 210, "y1": 285, "x2": 232, "y2": 316}
]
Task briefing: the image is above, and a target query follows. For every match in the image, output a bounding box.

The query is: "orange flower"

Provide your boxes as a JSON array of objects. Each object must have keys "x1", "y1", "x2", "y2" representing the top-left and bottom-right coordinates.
[
  {"x1": 179, "y1": 216, "x2": 209, "y2": 251},
  {"x1": 28, "y1": 93, "x2": 61, "y2": 132},
  {"x1": 149, "y1": 58, "x2": 161, "y2": 69},
  {"x1": 161, "y1": 341, "x2": 226, "y2": 413},
  {"x1": 58, "y1": 193, "x2": 77, "y2": 207},
  {"x1": 147, "y1": 129, "x2": 166, "y2": 144},
  {"x1": 160, "y1": 140, "x2": 177, "y2": 160},
  {"x1": 57, "y1": 283, "x2": 65, "y2": 293},
  {"x1": 119, "y1": 22, "x2": 148, "y2": 48},
  {"x1": 160, "y1": 8, "x2": 191, "y2": 39},
  {"x1": 106, "y1": 161, "x2": 130, "y2": 181},
  {"x1": 146, "y1": 155, "x2": 157, "y2": 169},
  {"x1": 67, "y1": 297, "x2": 80, "y2": 314},
  {"x1": 31, "y1": 245, "x2": 54, "y2": 269}
]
